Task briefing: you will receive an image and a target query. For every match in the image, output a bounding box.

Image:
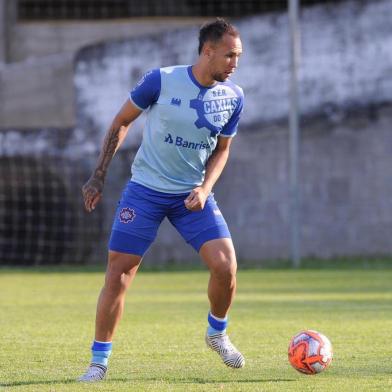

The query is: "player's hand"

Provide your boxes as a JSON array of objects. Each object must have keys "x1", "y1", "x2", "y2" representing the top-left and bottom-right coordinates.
[
  {"x1": 82, "y1": 175, "x2": 104, "y2": 212},
  {"x1": 184, "y1": 186, "x2": 209, "y2": 211}
]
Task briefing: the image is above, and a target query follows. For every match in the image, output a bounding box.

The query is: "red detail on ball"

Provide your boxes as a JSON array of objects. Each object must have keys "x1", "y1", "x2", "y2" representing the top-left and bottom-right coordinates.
[{"x1": 288, "y1": 330, "x2": 333, "y2": 375}]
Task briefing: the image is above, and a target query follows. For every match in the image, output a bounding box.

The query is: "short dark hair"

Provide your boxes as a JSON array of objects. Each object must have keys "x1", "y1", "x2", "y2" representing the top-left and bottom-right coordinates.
[{"x1": 198, "y1": 18, "x2": 239, "y2": 55}]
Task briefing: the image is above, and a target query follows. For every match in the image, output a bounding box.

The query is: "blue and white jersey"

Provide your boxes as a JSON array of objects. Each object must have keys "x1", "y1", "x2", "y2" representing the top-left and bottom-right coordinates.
[{"x1": 129, "y1": 65, "x2": 244, "y2": 193}]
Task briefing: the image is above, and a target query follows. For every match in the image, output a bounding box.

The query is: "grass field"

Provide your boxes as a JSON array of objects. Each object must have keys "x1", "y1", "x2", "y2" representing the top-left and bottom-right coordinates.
[{"x1": 1, "y1": 264, "x2": 392, "y2": 391}]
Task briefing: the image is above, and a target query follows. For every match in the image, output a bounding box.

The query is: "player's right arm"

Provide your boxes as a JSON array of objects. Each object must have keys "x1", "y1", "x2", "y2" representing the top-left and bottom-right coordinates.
[
  {"x1": 83, "y1": 68, "x2": 161, "y2": 212},
  {"x1": 82, "y1": 100, "x2": 142, "y2": 212}
]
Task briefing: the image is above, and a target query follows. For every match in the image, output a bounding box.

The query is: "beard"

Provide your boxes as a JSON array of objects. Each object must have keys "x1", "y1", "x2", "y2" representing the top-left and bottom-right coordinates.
[{"x1": 211, "y1": 72, "x2": 228, "y2": 82}]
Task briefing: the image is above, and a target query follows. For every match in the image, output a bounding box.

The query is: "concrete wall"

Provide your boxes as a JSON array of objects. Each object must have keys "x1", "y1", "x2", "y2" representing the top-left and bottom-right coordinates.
[
  {"x1": 225, "y1": 105, "x2": 392, "y2": 261},
  {"x1": 1, "y1": 0, "x2": 392, "y2": 264},
  {"x1": 3, "y1": 0, "x2": 390, "y2": 130},
  {"x1": 2, "y1": 103, "x2": 391, "y2": 265},
  {"x1": 97, "y1": 104, "x2": 392, "y2": 265},
  {"x1": 70, "y1": 0, "x2": 392, "y2": 263},
  {"x1": 0, "y1": 0, "x2": 6, "y2": 62},
  {"x1": 0, "y1": 53, "x2": 75, "y2": 128},
  {"x1": 74, "y1": 0, "x2": 392, "y2": 151},
  {"x1": 0, "y1": 0, "x2": 16, "y2": 63},
  {"x1": 0, "y1": 17, "x2": 207, "y2": 128},
  {"x1": 9, "y1": 18, "x2": 208, "y2": 63}
]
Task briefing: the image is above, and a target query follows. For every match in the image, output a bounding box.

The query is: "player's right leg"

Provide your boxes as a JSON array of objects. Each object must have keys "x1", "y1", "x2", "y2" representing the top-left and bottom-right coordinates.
[
  {"x1": 79, "y1": 181, "x2": 165, "y2": 382},
  {"x1": 78, "y1": 251, "x2": 141, "y2": 382},
  {"x1": 95, "y1": 251, "x2": 142, "y2": 342}
]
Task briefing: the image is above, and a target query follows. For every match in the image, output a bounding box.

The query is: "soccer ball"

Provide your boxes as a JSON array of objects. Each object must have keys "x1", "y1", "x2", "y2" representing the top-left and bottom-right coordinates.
[{"x1": 288, "y1": 330, "x2": 333, "y2": 374}]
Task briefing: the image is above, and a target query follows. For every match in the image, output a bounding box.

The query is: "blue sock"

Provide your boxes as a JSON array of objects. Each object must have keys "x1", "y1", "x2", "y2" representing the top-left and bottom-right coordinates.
[
  {"x1": 207, "y1": 312, "x2": 228, "y2": 335},
  {"x1": 91, "y1": 340, "x2": 112, "y2": 367}
]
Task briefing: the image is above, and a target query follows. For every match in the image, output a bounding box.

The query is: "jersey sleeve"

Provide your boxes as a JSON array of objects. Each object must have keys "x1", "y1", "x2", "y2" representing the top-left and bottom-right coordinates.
[
  {"x1": 220, "y1": 88, "x2": 244, "y2": 138},
  {"x1": 129, "y1": 69, "x2": 161, "y2": 110}
]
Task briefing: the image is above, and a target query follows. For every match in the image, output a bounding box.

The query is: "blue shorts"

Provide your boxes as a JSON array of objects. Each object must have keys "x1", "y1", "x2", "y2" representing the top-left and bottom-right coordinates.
[{"x1": 109, "y1": 181, "x2": 231, "y2": 256}]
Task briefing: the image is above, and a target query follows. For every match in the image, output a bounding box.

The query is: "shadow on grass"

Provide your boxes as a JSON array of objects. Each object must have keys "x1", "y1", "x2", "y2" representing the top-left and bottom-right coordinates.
[
  {"x1": 1, "y1": 377, "x2": 296, "y2": 387},
  {"x1": 0, "y1": 379, "x2": 76, "y2": 387},
  {"x1": 110, "y1": 376, "x2": 297, "y2": 383}
]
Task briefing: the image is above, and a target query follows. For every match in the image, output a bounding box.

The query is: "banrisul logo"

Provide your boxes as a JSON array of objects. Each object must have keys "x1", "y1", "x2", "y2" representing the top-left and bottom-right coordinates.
[
  {"x1": 165, "y1": 134, "x2": 173, "y2": 143},
  {"x1": 164, "y1": 133, "x2": 210, "y2": 151},
  {"x1": 190, "y1": 86, "x2": 238, "y2": 137}
]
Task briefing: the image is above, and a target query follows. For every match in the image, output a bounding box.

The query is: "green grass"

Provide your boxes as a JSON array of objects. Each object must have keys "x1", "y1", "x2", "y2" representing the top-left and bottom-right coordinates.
[{"x1": 1, "y1": 267, "x2": 392, "y2": 391}]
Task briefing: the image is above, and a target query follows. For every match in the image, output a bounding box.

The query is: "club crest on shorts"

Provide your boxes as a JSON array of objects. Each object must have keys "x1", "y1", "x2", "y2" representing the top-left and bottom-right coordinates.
[{"x1": 119, "y1": 207, "x2": 136, "y2": 223}]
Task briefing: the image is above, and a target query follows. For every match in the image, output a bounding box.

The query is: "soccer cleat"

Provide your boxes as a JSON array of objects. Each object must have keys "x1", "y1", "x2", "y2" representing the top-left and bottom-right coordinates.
[
  {"x1": 205, "y1": 330, "x2": 245, "y2": 368},
  {"x1": 77, "y1": 364, "x2": 107, "y2": 382}
]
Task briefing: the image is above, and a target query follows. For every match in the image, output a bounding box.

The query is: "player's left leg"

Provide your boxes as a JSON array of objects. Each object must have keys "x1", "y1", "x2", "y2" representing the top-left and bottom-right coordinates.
[
  {"x1": 199, "y1": 238, "x2": 237, "y2": 319},
  {"x1": 200, "y1": 238, "x2": 245, "y2": 369},
  {"x1": 168, "y1": 193, "x2": 245, "y2": 368}
]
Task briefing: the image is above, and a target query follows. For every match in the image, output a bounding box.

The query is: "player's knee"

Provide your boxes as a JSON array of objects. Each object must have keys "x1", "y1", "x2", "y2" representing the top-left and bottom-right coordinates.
[
  {"x1": 211, "y1": 254, "x2": 237, "y2": 283},
  {"x1": 104, "y1": 268, "x2": 127, "y2": 294},
  {"x1": 105, "y1": 252, "x2": 141, "y2": 292},
  {"x1": 108, "y1": 251, "x2": 141, "y2": 273}
]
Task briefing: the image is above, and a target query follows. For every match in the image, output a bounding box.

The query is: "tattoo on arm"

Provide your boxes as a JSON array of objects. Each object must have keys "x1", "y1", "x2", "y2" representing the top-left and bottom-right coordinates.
[{"x1": 94, "y1": 124, "x2": 121, "y2": 181}]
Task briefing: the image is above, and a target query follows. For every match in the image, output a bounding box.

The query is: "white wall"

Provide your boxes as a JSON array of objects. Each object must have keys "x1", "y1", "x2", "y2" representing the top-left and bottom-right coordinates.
[{"x1": 74, "y1": 0, "x2": 392, "y2": 151}]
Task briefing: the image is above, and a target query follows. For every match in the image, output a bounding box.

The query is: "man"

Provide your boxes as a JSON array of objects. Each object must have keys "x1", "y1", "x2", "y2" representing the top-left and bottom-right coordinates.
[{"x1": 79, "y1": 18, "x2": 245, "y2": 382}]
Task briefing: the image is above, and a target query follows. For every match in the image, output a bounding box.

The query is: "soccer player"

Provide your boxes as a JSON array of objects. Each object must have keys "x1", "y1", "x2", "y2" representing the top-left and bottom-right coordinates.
[{"x1": 79, "y1": 18, "x2": 245, "y2": 382}]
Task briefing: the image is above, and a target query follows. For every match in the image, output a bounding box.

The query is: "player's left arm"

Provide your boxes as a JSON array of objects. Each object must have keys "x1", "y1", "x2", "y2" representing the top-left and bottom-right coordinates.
[{"x1": 184, "y1": 136, "x2": 233, "y2": 211}]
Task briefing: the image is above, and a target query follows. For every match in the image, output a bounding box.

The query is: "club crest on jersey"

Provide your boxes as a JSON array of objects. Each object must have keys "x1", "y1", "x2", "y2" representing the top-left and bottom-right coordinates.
[
  {"x1": 119, "y1": 207, "x2": 136, "y2": 223},
  {"x1": 190, "y1": 86, "x2": 239, "y2": 137}
]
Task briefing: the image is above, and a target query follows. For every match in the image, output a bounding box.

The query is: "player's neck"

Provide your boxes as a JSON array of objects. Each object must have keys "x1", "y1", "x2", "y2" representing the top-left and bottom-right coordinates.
[{"x1": 191, "y1": 64, "x2": 216, "y2": 87}]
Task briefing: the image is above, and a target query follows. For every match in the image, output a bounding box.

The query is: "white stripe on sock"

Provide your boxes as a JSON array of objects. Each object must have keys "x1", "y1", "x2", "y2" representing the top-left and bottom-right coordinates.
[{"x1": 209, "y1": 312, "x2": 227, "y2": 322}]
